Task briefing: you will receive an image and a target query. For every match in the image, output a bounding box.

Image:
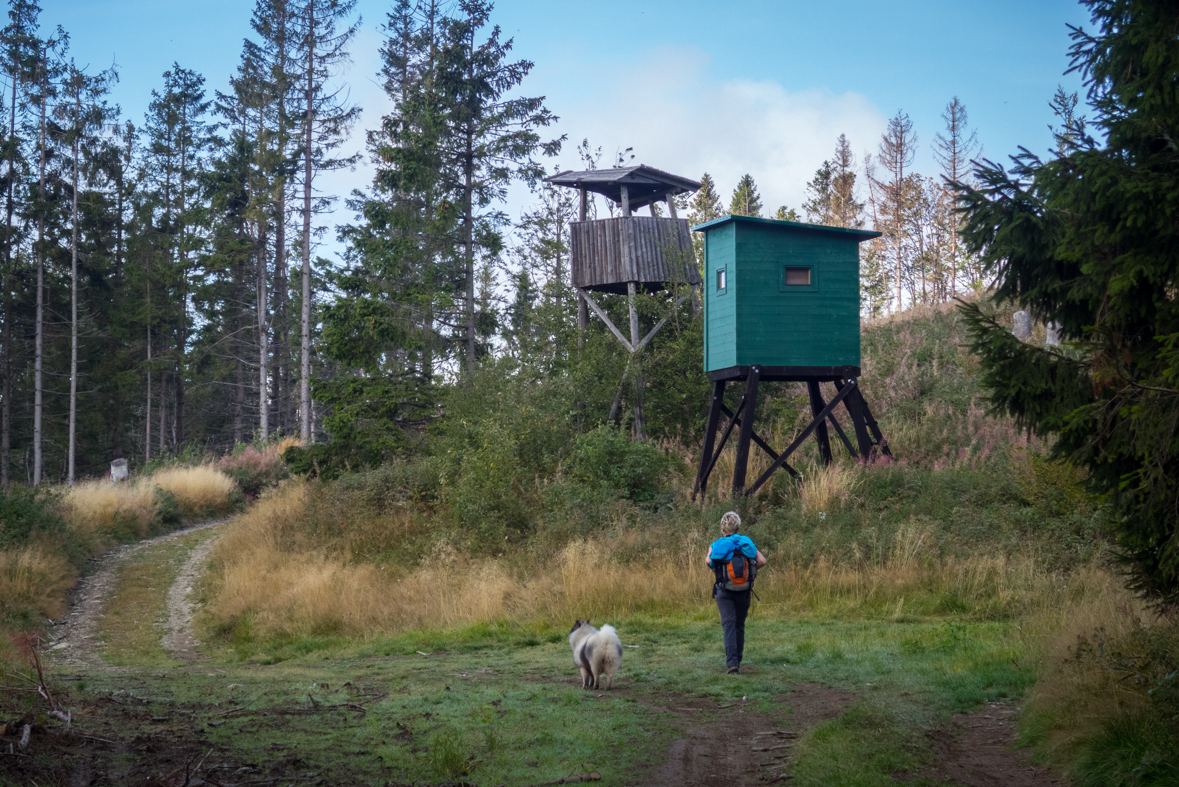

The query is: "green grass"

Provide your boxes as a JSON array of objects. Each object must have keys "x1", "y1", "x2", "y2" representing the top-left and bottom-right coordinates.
[
  {"x1": 27, "y1": 613, "x2": 1036, "y2": 786},
  {"x1": 97, "y1": 528, "x2": 215, "y2": 667}
]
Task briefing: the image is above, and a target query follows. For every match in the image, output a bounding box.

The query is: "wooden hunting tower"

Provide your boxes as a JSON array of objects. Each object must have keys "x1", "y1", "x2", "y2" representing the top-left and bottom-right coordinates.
[
  {"x1": 545, "y1": 165, "x2": 702, "y2": 437},
  {"x1": 692, "y1": 215, "x2": 892, "y2": 497}
]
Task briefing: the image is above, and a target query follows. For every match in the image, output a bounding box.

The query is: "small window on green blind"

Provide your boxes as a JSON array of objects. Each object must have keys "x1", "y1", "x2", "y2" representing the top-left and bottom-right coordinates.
[
  {"x1": 717, "y1": 268, "x2": 727, "y2": 291},
  {"x1": 783, "y1": 266, "x2": 811, "y2": 286}
]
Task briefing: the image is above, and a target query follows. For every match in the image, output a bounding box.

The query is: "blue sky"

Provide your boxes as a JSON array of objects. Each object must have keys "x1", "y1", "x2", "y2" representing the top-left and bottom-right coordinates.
[{"x1": 47, "y1": 0, "x2": 1090, "y2": 255}]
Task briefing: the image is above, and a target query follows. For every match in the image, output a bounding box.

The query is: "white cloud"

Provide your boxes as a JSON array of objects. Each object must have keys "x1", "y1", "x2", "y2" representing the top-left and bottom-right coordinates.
[
  {"x1": 542, "y1": 46, "x2": 888, "y2": 216},
  {"x1": 317, "y1": 41, "x2": 890, "y2": 265}
]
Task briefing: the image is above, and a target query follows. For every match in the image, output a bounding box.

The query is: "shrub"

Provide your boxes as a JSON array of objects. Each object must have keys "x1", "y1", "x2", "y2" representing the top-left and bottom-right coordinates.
[
  {"x1": 220, "y1": 446, "x2": 290, "y2": 498},
  {"x1": 0, "y1": 486, "x2": 68, "y2": 551},
  {"x1": 568, "y1": 425, "x2": 670, "y2": 502},
  {"x1": 447, "y1": 422, "x2": 535, "y2": 548}
]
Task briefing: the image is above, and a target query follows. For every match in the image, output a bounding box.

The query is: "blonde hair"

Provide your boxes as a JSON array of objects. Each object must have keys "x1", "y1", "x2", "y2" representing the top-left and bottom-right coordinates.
[{"x1": 720, "y1": 511, "x2": 741, "y2": 536}]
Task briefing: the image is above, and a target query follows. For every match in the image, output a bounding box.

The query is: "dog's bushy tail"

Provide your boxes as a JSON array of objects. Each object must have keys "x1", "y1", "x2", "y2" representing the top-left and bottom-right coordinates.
[{"x1": 594, "y1": 625, "x2": 622, "y2": 689}]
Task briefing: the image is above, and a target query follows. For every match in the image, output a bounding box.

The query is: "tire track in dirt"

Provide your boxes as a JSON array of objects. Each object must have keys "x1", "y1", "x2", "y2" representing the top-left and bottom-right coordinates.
[
  {"x1": 48, "y1": 519, "x2": 226, "y2": 669},
  {"x1": 160, "y1": 532, "x2": 220, "y2": 663}
]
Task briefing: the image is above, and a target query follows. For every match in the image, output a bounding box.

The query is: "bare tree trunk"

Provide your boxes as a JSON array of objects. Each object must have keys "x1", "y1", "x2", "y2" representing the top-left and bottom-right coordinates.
[
  {"x1": 158, "y1": 370, "x2": 167, "y2": 454},
  {"x1": 1, "y1": 56, "x2": 16, "y2": 490},
  {"x1": 234, "y1": 351, "x2": 244, "y2": 445},
  {"x1": 276, "y1": 217, "x2": 288, "y2": 434},
  {"x1": 68, "y1": 88, "x2": 79, "y2": 484},
  {"x1": 175, "y1": 112, "x2": 189, "y2": 447},
  {"x1": 463, "y1": 122, "x2": 475, "y2": 377},
  {"x1": 299, "y1": 0, "x2": 314, "y2": 443},
  {"x1": 145, "y1": 295, "x2": 151, "y2": 463},
  {"x1": 257, "y1": 118, "x2": 270, "y2": 441},
  {"x1": 33, "y1": 73, "x2": 46, "y2": 485}
]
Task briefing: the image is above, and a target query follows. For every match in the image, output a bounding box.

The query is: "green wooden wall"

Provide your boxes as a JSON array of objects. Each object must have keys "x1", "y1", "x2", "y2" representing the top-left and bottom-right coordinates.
[
  {"x1": 703, "y1": 221, "x2": 736, "y2": 370},
  {"x1": 699, "y1": 216, "x2": 874, "y2": 372}
]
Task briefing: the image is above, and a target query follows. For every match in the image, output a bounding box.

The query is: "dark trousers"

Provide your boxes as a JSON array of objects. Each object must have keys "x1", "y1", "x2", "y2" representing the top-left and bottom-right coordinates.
[{"x1": 715, "y1": 589, "x2": 752, "y2": 668}]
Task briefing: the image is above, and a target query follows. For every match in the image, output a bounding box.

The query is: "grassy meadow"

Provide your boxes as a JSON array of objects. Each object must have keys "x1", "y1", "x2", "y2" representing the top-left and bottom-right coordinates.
[{"x1": 2, "y1": 304, "x2": 1177, "y2": 786}]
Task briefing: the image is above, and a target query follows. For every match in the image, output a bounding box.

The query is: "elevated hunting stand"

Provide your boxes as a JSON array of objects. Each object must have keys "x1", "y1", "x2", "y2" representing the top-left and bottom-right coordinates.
[
  {"x1": 691, "y1": 215, "x2": 892, "y2": 498},
  {"x1": 545, "y1": 165, "x2": 702, "y2": 436}
]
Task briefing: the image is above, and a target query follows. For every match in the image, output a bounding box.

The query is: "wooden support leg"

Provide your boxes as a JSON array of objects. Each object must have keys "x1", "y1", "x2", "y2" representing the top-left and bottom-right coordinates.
[
  {"x1": 577, "y1": 293, "x2": 588, "y2": 349},
  {"x1": 694, "y1": 379, "x2": 726, "y2": 499},
  {"x1": 731, "y1": 368, "x2": 761, "y2": 496},
  {"x1": 627, "y1": 282, "x2": 643, "y2": 439},
  {"x1": 842, "y1": 379, "x2": 875, "y2": 460},
  {"x1": 856, "y1": 392, "x2": 892, "y2": 457},
  {"x1": 807, "y1": 380, "x2": 833, "y2": 466},
  {"x1": 701, "y1": 392, "x2": 744, "y2": 491}
]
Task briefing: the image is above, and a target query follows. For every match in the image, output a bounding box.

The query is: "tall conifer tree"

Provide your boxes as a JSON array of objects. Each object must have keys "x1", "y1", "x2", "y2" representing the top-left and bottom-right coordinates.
[
  {"x1": 932, "y1": 97, "x2": 978, "y2": 296},
  {"x1": 291, "y1": 0, "x2": 360, "y2": 442},
  {"x1": 0, "y1": 0, "x2": 39, "y2": 487},
  {"x1": 728, "y1": 173, "x2": 762, "y2": 217},
  {"x1": 435, "y1": 0, "x2": 560, "y2": 378}
]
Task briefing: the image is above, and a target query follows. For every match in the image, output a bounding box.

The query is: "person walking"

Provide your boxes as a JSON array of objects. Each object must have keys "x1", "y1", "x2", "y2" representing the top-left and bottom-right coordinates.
[{"x1": 707, "y1": 511, "x2": 767, "y2": 674}]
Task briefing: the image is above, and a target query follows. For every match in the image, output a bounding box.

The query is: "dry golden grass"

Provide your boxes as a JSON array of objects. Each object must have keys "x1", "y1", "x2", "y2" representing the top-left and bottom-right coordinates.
[
  {"x1": 206, "y1": 485, "x2": 712, "y2": 639},
  {"x1": 150, "y1": 465, "x2": 238, "y2": 517},
  {"x1": 799, "y1": 462, "x2": 861, "y2": 518},
  {"x1": 64, "y1": 479, "x2": 157, "y2": 538},
  {"x1": 0, "y1": 545, "x2": 74, "y2": 618},
  {"x1": 1019, "y1": 567, "x2": 1177, "y2": 772},
  {"x1": 62, "y1": 465, "x2": 237, "y2": 536},
  {"x1": 204, "y1": 484, "x2": 1100, "y2": 642}
]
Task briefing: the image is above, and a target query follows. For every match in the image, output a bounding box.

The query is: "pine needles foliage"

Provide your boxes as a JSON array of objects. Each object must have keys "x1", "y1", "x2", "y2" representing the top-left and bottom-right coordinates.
[{"x1": 956, "y1": 0, "x2": 1179, "y2": 606}]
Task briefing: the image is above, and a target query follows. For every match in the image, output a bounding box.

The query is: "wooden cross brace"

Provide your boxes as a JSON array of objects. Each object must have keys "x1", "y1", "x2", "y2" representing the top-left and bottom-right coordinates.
[{"x1": 577, "y1": 287, "x2": 688, "y2": 355}]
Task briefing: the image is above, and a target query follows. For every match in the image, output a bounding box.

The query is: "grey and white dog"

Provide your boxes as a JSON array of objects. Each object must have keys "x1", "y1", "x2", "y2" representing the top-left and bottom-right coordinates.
[{"x1": 568, "y1": 619, "x2": 622, "y2": 690}]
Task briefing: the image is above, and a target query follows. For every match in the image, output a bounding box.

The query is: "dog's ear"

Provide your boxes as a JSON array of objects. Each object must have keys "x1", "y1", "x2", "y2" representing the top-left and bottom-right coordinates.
[{"x1": 585, "y1": 618, "x2": 591, "y2": 625}]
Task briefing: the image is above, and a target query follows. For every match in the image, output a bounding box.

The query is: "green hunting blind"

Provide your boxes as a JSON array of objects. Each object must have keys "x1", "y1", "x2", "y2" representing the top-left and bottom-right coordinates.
[{"x1": 691, "y1": 215, "x2": 892, "y2": 497}]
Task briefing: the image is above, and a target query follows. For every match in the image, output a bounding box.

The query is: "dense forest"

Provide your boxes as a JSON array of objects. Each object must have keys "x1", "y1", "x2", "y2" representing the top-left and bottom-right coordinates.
[{"x1": 0, "y1": 0, "x2": 1007, "y2": 487}]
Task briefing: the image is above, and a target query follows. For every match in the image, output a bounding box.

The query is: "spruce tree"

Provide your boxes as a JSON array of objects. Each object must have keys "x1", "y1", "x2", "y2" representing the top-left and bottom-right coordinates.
[
  {"x1": 434, "y1": 0, "x2": 560, "y2": 378},
  {"x1": 687, "y1": 171, "x2": 721, "y2": 263},
  {"x1": 801, "y1": 160, "x2": 832, "y2": 224},
  {"x1": 728, "y1": 173, "x2": 762, "y2": 217},
  {"x1": 59, "y1": 61, "x2": 115, "y2": 483},
  {"x1": 831, "y1": 134, "x2": 864, "y2": 229},
  {"x1": 29, "y1": 27, "x2": 66, "y2": 484},
  {"x1": 290, "y1": 0, "x2": 361, "y2": 443},
  {"x1": 873, "y1": 111, "x2": 917, "y2": 312},
  {"x1": 0, "y1": 0, "x2": 40, "y2": 488},
  {"x1": 143, "y1": 64, "x2": 213, "y2": 449},
  {"x1": 932, "y1": 97, "x2": 978, "y2": 296},
  {"x1": 957, "y1": 0, "x2": 1179, "y2": 605}
]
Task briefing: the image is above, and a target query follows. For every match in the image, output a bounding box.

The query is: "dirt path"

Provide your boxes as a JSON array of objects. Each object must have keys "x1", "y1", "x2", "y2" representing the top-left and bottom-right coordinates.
[
  {"x1": 160, "y1": 533, "x2": 219, "y2": 663},
  {"x1": 649, "y1": 683, "x2": 858, "y2": 786},
  {"x1": 913, "y1": 701, "x2": 1066, "y2": 786},
  {"x1": 48, "y1": 519, "x2": 225, "y2": 669},
  {"x1": 649, "y1": 691, "x2": 1064, "y2": 787}
]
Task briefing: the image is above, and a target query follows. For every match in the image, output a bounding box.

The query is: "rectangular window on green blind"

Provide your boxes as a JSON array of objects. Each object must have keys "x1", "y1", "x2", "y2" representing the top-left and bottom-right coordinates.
[
  {"x1": 783, "y1": 267, "x2": 811, "y2": 286},
  {"x1": 716, "y1": 267, "x2": 727, "y2": 292}
]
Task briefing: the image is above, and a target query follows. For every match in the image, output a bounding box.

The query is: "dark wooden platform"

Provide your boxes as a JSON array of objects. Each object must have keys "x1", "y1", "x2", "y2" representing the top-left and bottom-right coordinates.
[
  {"x1": 693, "y1": 365, "x2": 891, "y2": 499},
  {"x1": 707, "y1": 365, "x2": 861, "y2": 383}
]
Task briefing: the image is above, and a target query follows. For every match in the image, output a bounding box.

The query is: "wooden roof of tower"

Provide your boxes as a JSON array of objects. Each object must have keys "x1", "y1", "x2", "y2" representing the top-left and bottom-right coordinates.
[{"x1": 545, "y1": 165, "x2": 701, "y2": 211}]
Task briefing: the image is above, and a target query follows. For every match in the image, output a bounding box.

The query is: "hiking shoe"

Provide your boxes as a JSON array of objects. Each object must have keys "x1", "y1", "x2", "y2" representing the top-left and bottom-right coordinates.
[{"x1": 727, "y1": 666, "x2": 740, "y2": 674}]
